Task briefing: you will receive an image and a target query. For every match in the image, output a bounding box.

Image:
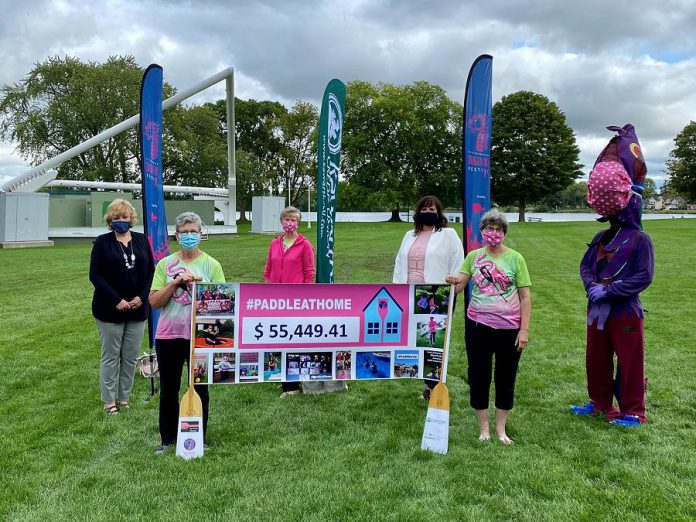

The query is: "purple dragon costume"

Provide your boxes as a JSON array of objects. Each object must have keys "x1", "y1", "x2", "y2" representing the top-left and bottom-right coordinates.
[{"x1": 572, "y1": 124, "x2": 655, "y2": 426}]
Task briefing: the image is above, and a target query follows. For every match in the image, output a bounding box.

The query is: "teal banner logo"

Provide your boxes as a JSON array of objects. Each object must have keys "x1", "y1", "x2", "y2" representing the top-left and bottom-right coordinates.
[{"x1": 316, "y1": 79, "x2": 346, "y2": 284}]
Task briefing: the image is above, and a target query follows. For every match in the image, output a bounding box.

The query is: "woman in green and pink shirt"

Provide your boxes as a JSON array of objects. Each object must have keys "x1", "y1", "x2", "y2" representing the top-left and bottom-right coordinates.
[
  {"x1": 447, "y1": 209, "x2": 531, "y2": 444},
  {"x1": 149, "y1": 212, "x2": 225, "y2": 455}
]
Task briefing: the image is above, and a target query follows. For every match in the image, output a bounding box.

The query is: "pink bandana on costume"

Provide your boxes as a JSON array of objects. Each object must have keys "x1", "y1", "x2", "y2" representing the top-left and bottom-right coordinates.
[{"x1": 587, "y1": 160, "x2": 632, "y2": 217}]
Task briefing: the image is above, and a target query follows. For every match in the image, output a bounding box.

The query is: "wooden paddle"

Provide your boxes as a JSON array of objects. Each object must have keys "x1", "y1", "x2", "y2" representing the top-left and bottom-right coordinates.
[
  {"x1": 421, "y1": 285, "x2": 455, "y2": 454},
  {"x1": 176, "y1": 280, "x2": 205, "y2": 460}
]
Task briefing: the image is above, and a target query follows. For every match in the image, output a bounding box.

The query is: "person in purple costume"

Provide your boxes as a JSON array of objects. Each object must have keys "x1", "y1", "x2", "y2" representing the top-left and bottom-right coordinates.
[{"x1": 571, "y1": 124, "x2": 654, "y2": 427}]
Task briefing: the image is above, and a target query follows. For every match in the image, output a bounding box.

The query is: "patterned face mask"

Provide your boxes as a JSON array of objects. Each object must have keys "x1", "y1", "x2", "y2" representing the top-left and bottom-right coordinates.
[
  {"x1": 282, "y1": 221, "x2": 298, "y2": 233},
  {"x1": 482, "y1": 230, "x2": 504, "y2": 247},
  {"x1": 587, "y1": 161, "x2": 632, "y2": 217}
]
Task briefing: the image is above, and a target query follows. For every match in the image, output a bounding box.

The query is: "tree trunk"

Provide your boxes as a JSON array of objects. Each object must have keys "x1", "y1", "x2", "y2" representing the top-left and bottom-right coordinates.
[
  {"x1": 518, "y1": 199, "x2": 526, "y2": 222},
  {"x1": 237, "y1": 198, "x2": 249, "y2": 223},
  {"x1": 388, "y1": 208, "x2": 403, "y2": 222}
]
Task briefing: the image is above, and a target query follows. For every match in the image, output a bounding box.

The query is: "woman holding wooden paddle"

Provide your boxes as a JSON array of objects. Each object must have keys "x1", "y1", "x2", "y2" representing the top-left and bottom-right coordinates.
[
  {"x1": 149, "y1": 212, "x2": 225, "y2": 456},
  {"x1": 446, "y1": 209, "x2": 531, "y2": 444}
]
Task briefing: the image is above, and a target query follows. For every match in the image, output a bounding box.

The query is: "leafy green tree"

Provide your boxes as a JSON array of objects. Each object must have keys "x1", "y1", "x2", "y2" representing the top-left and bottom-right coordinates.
[
  {"x1": 542, "y1": 181, "x2": 588, "y2": 210},
  {"x1": 642, "y1": 177, "x2": 658, "y2": 200},
  {"x1": 277, "y1": 101, "x2": 318, "y2": 206},
  {"x1": 659, "y1": 178, "x2": 689, "y2": 203},
  {"x1": 337, "y1": 180, "x2": 397, "y2": 212},
  {"x1": 235, "y1": 150, "x2": 266, "y2": 221},
  {"x1": 0, "y1": 55, "x2": 175, "y2": 182},
  {"x1": 491, "y1": 91, "x2": 583, "y2": 221},
  {"x1": 232, "y1": 99, "x2": 287, "y2": 163},
  {"x1": 666, "y1": 121, "x2": 696, "y2": 201},
  {"x1": 163, "y1": 104, "x2": 227, "y2": 188},
  {"x1": 210, "y1": 98, "x2": 287, "y2": 221},
  {"x1": 342, "y1": 81, "x2": 462, "y2": 218},
  {"x1": 210, "y1": 98, "x2": 315, "y2": 220}
]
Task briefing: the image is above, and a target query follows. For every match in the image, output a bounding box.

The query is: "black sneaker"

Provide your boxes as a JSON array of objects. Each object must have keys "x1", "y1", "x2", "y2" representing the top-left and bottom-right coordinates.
[{"x1": 154, "y1": 444, "x2": 173, "y2": 456}]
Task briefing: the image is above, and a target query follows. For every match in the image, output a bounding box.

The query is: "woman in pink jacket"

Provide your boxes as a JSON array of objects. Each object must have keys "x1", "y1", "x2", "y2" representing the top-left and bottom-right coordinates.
[
  {"x1": 264, "y1": 206, "x2": 315, "y2": 284},
  {"x1": 263, "y1": 206, "x2": 315, "y2": 397}
]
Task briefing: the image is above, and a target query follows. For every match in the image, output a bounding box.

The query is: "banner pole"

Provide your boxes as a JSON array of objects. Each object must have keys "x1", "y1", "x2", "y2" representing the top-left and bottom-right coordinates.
[
  {"x1": 461, "y1": 54, "x2": 493, "y2": 344},
  {"x1": 139, "y1": 64, "x2": 169, "y2": 399},
  {"x1": 316, "y1": 79, "x2": 346, "y2": 284}
]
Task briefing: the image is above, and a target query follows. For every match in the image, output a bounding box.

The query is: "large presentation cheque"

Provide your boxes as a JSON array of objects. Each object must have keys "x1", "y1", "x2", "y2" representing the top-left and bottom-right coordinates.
[{"x1": 190, "y1": 282, "x2": 454, "y2": 385}]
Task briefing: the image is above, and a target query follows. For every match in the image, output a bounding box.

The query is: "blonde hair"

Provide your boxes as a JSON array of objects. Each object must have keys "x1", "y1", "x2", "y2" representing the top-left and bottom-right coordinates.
[
  {"x1": 280, "y1": 206, "x2": 302, "y2": 222},
  {"x1": 104, "y1": 198, "x2": 138, "y2": 228}
]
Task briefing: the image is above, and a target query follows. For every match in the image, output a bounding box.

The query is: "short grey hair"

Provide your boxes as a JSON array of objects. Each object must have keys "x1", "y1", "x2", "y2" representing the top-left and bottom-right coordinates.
[
  {"x1": 175, "y1": 211, "x2": 203, "y2": 232},
  {"x1": 280, "y1": 206, "x2": 302, "y2": 222},
  {"x1": 479, "y1": 209, "x2": 508, "y2": 234}
]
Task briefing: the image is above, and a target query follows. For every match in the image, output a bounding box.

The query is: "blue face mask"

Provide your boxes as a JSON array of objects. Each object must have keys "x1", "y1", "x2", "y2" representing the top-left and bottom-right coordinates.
[
  {"x1": 111, "y1": 220, "x2": 130, "y2": 233},
  {"x1": 178, "y1": 232, "x2": 201, "y2": 250}
]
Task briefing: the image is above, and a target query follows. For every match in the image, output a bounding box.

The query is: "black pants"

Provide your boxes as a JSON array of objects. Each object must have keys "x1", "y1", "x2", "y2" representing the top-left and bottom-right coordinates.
[
  {"x1": 281, "y1": 382, "x2": 300, "y2": 392},
  {"x1": 156, "y1": 338, "x2": 210, "y2": 445},
  {"x1": 465, "y1": 318, "x2": 521, "y2": 410}
]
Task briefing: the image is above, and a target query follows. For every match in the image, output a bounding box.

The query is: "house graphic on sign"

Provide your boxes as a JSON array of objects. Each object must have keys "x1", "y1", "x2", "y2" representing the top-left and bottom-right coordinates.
[{"x1": 362, "y1": 287, "x2": 403, "y2": 343}]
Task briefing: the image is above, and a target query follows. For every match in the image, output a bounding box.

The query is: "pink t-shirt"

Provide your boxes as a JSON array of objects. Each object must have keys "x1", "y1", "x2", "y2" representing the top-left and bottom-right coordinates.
[{"x1": 407, "y1": 230, "x2": 432, "y2": 284}]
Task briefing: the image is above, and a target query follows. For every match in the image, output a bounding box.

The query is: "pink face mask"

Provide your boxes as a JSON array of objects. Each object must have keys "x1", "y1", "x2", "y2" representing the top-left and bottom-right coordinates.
[
  {"x1": 482, "y1": 230, "x2": 504, "y2": 247},
  {"x1": 282, "y1": 221, "x2": 298, "y2": 233}
]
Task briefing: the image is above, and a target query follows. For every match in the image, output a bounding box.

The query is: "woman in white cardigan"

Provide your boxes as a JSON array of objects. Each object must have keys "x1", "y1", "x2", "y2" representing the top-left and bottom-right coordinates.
[{"x1": 393, "y1": 195, "x2": 465, "y2": 399}]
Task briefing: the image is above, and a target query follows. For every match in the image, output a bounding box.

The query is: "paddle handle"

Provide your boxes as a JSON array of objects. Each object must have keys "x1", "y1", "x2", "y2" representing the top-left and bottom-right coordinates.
[
  {"x1": 189, "y1": 281, "x2": 198, "y2": 386},
  {"x1": 439, "y1": 285, "x2": 456, "y2": 384}
]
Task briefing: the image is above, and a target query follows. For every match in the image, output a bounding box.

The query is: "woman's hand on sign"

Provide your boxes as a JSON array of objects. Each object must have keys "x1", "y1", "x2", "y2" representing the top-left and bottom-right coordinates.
[
  {"x1": 175, "y1": 271, "x2": 200, "y2": 286},
  {"x1": 446, "y1": 273, "x2": 470, "y2": 294},
  {"x1": 445, "y1": 274, "x2": 461, "y2": 285}
]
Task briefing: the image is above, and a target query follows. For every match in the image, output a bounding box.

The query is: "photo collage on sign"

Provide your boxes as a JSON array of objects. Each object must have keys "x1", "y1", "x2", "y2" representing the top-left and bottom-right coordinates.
[
  {"x1": 411, "y1": 284, "x2": 448, "y2": 382},
  {"x1": 193, "y1": 283, "x2": 237, "y2": 384},
  {"x1": 286, "y1": 352, "x2": 333, "y2": 381},
  {"x1": 191, "y1": 283, "x2": 451, "y2": 384}
]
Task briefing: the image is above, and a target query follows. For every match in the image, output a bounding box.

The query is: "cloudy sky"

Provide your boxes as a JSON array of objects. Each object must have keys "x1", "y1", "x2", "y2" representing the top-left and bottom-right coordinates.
[{"x1": 2, "y1": 0, "x2": 696, "y2": 188}]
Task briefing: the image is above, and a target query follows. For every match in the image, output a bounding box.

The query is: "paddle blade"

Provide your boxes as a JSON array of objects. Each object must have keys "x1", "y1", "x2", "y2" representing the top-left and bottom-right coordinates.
[
  {"x1": 176, "y1": 385, "x2": 204, "y2": 460},
  {"x1": 428, "y1": 382, "x2": 450, "y2": 411},
  {"x1": 421, "y1": 383, "x2": 450, "y2": 454}
]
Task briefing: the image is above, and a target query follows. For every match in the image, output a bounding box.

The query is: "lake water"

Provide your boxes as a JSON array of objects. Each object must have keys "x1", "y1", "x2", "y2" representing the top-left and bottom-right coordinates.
[{"x1": 233, "y1": 211, "x2": 696, "y2": 223}]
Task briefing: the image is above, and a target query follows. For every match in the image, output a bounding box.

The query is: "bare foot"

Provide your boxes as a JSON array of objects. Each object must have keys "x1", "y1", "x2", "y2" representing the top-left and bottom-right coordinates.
[
  {"x1": 497, "y1": 434, "x2": 514, "y2": 445},
  {"x1": 478, "y1": 433, "x2": 491, "y2": 442}
]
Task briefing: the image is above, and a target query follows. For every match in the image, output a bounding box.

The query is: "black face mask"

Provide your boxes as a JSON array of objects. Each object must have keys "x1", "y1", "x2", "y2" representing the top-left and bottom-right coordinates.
[{"x1": 419, "y1": 212, "x2": 438, "y2": 226}]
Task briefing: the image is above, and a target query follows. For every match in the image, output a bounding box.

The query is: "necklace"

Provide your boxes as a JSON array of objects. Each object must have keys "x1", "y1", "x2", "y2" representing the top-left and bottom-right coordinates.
[{"x1": 118, "y1": 240, "x2": 136, "y2": 270}]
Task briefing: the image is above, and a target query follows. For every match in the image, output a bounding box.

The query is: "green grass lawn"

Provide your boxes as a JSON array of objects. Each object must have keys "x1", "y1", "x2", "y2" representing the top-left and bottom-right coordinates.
[{"x1": 1, "y1": 219, "x2": 695, "y2": 521}]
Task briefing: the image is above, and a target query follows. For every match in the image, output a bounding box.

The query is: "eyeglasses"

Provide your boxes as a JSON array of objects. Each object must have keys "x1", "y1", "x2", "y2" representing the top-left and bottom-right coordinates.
[{"x1": 483, "y1": 226, "x2": 504, "y2": 232}]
